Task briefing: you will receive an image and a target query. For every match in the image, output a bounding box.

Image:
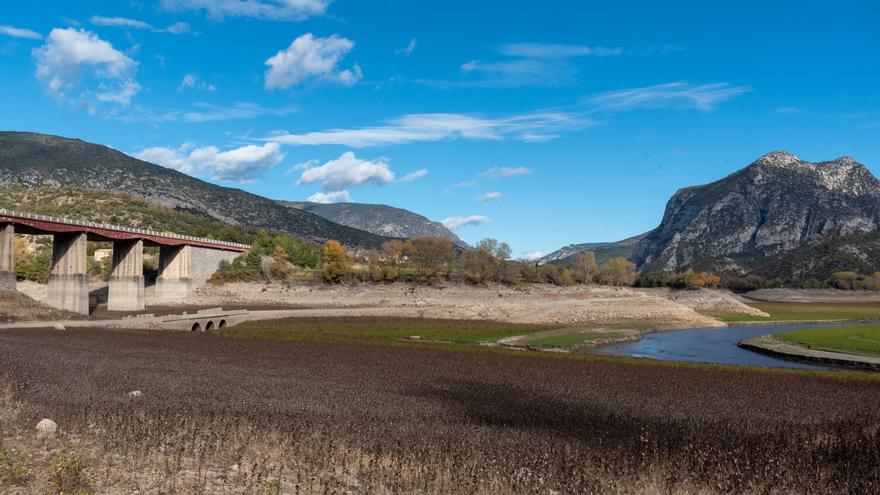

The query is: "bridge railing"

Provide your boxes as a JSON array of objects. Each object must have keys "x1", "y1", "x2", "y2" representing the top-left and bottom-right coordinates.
[{"x1": 0, "y1": 208, "x2": 251, "y2": 250}]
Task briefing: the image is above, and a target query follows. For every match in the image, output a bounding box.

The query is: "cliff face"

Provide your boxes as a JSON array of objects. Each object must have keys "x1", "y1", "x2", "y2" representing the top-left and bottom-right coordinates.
[{"x1": 635, "y1": 151, "x2": 880, "y2": 272}]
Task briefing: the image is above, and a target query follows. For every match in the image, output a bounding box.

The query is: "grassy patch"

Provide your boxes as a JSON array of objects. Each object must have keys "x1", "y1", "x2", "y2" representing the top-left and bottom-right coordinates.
[
  {"x1": 215, "y1": 317, "x2": 551, "y2": 346},
  {"x1": 776, "y1": 325, "x2": 880, "y2": 358},
  {"x1": 706, "y1": 301, "x2": 880, "y2": 323},
  {"x1": 523, "y1": 329, "x2": 631, "y2": 348}
]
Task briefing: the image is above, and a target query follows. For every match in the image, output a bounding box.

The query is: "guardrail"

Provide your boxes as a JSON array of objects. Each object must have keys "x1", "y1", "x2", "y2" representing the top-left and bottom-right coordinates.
[{"x1": 0, "y1": 208, "x2": 251, "y2": 250}]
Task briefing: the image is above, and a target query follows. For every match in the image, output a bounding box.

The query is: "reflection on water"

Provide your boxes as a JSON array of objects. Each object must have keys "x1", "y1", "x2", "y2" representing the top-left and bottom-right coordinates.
[{"x1": 595, "y1": 324, "x2": 838, "y2": 370}]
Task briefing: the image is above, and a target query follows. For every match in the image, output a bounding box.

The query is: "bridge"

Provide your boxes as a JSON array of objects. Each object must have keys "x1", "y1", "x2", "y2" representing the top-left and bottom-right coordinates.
[{"x1": 0, "y1": 209, "x2": 249, "y2": 315}]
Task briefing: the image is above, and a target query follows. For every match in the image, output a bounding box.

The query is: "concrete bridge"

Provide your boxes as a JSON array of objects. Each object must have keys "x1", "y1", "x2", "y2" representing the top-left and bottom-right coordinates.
[{"x1": 0, "y1": 209, "x2": 249, "y2": 315}]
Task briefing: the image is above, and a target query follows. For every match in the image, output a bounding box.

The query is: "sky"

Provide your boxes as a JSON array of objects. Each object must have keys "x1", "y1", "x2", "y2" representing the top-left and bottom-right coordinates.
[{"x1": 1, "y1": 1, "x2": 878, "y2": 259}]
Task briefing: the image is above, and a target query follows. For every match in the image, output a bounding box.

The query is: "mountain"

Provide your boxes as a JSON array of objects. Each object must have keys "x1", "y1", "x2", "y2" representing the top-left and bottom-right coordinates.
[
  {"x1": 280, "y1": 201, "x2": 468, "y2": 247},
  {"x1": 0, "y1": 132, "x2": 388, "y2": 248},
  {"x1": 539, "y1": 233, "x2": 646, "y2": 266},
  {"x1": 635, "y1": 151, "x2": 880, "y2": 275}
]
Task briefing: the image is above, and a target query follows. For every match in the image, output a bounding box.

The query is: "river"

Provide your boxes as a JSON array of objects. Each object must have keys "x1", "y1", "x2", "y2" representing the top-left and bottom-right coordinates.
[{"x1": 594, "y1": 323, "x2": 839, "y2": 370}]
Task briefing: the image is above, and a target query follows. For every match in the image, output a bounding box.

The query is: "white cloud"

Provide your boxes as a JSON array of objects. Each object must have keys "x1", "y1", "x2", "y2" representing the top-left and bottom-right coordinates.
[
  {"x1": 178, "y1": 73, "x2": 216, "y2": 91},
  {"x1": 265, "y1": 33, "x2": 361, "y2": 89},
  {"x1": 587, "y1": 82, "x2": 750, "y2": 112},
  {"x1": 297, "y1": 151, "x2": 394, "y2": 191},
  {"x1": 33, "y1": 28, "x2": 140, "y2": 107},
  {"x1": 395, "y1": 38, "x2": 417, "y2": 56},
  {"x1": 519, "y1": 250, "x2": 545, "y2": 261},
  {"x1": 134, "y1": 142, "x2": 285, "y2": 182},
  {"x1": 266, "y1": 111, "x2": 586, "y2": 147},
  {"x1": 90, "y1": 16, "x2": 191, "y2": 34},
  {"x1": 399, "y1": 169, "x2": 428, "y2": 182},
  {"x1": 0, "y1": 25, "x2": 42, "y2": 40},
  {"x1": 482, "y1": 166, "x2": 531, "y2": 177},
  {"x1": 476, "y1": 192, "x2": 502, "y2": 202},
  {"x1": 307, "y1": 190, "x2": 351, "y2": 203},
  {"x1": 498, "y1": 43, "x2": 623, "y2": 58},
  {"x1": 160, "y1": 0, "x2": 329, "y2": 21},
  {"x1": 441, "y1": 215, "x2": 491, "y2": 231}
]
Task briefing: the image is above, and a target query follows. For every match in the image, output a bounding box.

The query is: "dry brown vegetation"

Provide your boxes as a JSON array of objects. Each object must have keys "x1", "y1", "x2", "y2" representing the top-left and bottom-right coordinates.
[{"x1": 1, "y1": 325, "x2": 879, "y2": 493}]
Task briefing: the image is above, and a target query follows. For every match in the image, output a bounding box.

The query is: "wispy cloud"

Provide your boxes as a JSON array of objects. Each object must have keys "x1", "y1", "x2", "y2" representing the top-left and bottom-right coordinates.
[
  {"x1": 482, "y1": 166, "x2": 531, "y2": 178},
  {"x1": 498, "y1": 42, "x2": 622, "y2": 58},
  {"x1": 182, "y1": 102, "x2": 298, "y2": 122},
  {"x1": 774, "y1": 106, "x2": 801, "y2": 115},
  {"x1": 398, "y1": 169, "x2": 428, "y2": 182},
  {"x1": 265, "y1": 111, "x2": 587, "y2": 147},
  {"x1": 117, "y1": 102, "x2": 298, "y2": 123},
  {"x1": 395, "y1": 38, "x2": 417, "y2": 56},
  {"x1": 424, "y1": 42, "x2": 623, "y2": 88},
  {"x1": 178, "y1": 73, "x2": 216, "y2": 91},
  {"x1": 476, "y1": 192, "x2": 502, "y2": 202},
  {"x1": 587, "y1": 82, "x2": 750, "y2": 112},
  {"x1": 160, "y1": 0, "x2": 329, "y2": 21},
  {"x1": 90, "y1": 16, "x2": 191, "y2": 34},
  {"x1": 0, "y1": 24, "x2": 42, "y2": 40},
  {"x1": 442, "y1": 215, "x2": 491, "y2": 231}
]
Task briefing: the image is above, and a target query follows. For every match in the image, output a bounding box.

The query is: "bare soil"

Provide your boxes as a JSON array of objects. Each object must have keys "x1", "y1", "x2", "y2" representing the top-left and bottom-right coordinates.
[
  {"x1": 1, "y1": 326, "x2": 879, "y2": 493},
  {"x1": 745, "y1": 288, "x2": 880, "y2": 303}
]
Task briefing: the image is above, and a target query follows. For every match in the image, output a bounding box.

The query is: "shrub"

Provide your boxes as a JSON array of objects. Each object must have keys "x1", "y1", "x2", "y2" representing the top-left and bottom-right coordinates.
[
  {"x1": 50, "y1": 449, "x2": 93, "y2": 495},
  {"x1": 597, "y1": 257, "x2": 637, "y2": 286},
  {"x1": 321, "y1": 240, "x2": 351, "y2": 283},
  {"x1": 0, "y1": 444, "x2": 30, "y2": 487}
]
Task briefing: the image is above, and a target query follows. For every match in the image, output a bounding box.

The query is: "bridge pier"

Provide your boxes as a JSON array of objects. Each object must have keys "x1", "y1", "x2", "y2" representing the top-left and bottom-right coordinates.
[
  {"x1": 47, "y1": 232, "x2": 89, "y2": 315},
  {"x1": 156, "y1": 245, "x2": 192, "y2": 302},
  {"x1": 108, "y1": 239, "x2": 145, "y2": 311},
  {"x1": 0, "y1": 224, "x2": 14, "y2": 291}
]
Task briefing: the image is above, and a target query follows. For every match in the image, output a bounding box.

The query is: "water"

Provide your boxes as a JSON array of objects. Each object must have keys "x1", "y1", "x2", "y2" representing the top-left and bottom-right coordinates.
[{"x1": 594, "y1": 324, "x2": 841, "y2": 370}]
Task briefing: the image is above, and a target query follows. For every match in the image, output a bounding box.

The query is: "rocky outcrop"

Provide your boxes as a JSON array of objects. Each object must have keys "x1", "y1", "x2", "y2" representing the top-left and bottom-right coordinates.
[{"x1": 635, "y1": 151, "x2": 880, "y2": 272}]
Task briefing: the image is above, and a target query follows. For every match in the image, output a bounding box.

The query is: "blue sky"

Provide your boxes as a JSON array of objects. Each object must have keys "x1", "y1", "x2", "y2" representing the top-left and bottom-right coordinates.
[{"x1": 1, "y1": 1, "x2": 878, "y2": 258}]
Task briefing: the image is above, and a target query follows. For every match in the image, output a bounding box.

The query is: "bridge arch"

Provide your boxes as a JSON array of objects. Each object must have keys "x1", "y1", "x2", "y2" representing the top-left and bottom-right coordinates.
[{"x1": 191, "y1": 322, "x2": 201, "y2": 332}]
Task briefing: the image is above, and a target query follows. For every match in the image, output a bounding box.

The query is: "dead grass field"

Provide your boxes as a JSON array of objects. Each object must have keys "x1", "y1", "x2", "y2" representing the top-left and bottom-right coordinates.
[{"x1": 1, "y1": 324, "x2": 879, "y2": 493}]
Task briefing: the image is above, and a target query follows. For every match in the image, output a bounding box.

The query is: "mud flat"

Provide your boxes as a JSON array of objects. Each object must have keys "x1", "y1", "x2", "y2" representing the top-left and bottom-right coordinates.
[{"x1": 740, "y1": 334, "x2": 880, "y2": 371}]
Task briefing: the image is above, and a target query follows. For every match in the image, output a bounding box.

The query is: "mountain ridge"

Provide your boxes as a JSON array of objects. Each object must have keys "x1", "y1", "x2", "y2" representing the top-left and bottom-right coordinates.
[
  {"x1": 279, "y1": 201, "x2": 468, "y2": 247},
  {"x1": 0, "y1": 131, "x2": 389, "y2": 248}
]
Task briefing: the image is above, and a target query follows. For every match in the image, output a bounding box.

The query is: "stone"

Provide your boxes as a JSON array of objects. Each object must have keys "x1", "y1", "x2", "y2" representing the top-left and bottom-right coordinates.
[
  {"x1": 54, "y1": 323, "x2": 65, "y2": 331},
  {"x1": 127, "y1": 390, "x2": 143, "y2": 398},
  {"x1": 36, "y1": 418, "x2": 57, "y2": 438}
]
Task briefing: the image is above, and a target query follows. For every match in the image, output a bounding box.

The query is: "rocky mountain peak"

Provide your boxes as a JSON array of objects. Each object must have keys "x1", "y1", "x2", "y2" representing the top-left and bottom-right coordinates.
[
  {"x1": 635, "y1": 151, "x2": 880, "y2": 273},
  {"x1": 754, "y1": 150, "x2": 801, "y2": 167}
]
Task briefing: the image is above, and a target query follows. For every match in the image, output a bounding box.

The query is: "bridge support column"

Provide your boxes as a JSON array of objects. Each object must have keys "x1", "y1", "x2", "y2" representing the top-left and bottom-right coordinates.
[
  {"x1": 108, "y1": 239, "x2": 144, "y2": 311},
  {"x1": 0, "y1": 224, "x2": 14, "y2": 291},
  {"x1": 47, "y1": 232, "x2": 89, "y2": 315},
  {"x1": 156, "y1": 245, "x2": 192, "y2": 302}
]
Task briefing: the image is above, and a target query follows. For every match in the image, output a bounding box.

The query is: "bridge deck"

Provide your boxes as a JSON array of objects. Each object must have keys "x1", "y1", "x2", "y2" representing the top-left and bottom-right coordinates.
[{"x1": 0, "y1": 209, "x2": 249, "y2": 252}]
